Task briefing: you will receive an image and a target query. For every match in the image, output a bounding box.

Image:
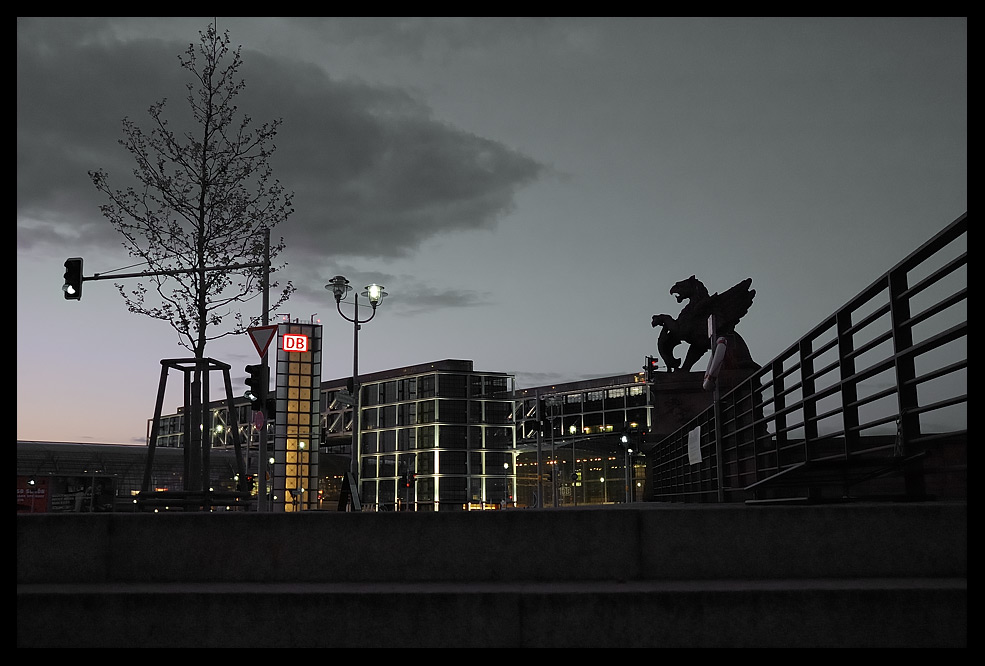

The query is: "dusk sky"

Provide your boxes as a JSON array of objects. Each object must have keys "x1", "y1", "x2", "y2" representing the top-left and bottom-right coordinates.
[{"x1": 17, "y1": 17, "x2": 967, "y2": 445}]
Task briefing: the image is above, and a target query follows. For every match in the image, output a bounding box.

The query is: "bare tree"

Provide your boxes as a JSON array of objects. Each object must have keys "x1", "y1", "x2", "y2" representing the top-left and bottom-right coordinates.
[
  {"x1": 89, "y1": 23, "x2": 294, "y2": 360},
  {"x1": 89, "y1": 23, "x2": 294, "y2": 495}
]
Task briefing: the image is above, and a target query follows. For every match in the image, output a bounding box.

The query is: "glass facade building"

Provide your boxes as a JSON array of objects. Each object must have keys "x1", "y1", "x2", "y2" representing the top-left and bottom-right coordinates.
[
  {"x1": 321, "y1": 360, "x2": 516, "y2": 511},
  {"x1": 150, "y1": 402, "x2": 259, "y2": 451},
  {"x1": 135, "y1": 359, "x2": 661, "y2": 511},
  {"x1": 514, "y1": 373, "x2": 651, "y2": 508}
]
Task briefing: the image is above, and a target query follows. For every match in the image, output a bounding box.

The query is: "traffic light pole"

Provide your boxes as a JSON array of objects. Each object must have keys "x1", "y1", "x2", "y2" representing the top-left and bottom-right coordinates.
[
  {"x1": 258, "y1": 230, "x2": 270, "y2": 512},
  {"x1": 64, "y1": 229, "x2": 273, "y2": 511}
]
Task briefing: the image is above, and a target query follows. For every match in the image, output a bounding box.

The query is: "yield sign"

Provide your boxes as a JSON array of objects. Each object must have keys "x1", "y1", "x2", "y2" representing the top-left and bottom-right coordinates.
[{"x1": 247, "y1": 325, "x2": 278, "y2": 357}]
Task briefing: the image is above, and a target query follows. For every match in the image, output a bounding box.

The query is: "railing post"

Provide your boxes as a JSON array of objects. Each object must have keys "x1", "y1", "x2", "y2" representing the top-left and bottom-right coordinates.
[{"x1": 709, "y1": 314, "x2": 725, "y2": 502}]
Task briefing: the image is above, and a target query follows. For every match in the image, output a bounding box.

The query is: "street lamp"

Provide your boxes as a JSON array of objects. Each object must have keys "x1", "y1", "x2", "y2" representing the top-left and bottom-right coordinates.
[
  {"x1": 620, "y1": 430, "x2": 634, "y2": 504},
  {"x1": 569, "y1": 424, "x2": 576, "y2": 506},
  {"x1": 625, "y1": 446, "x2": 634, "y2": 504},
  {"x1": 570, "y1": 424, "x2": 578, "y2": 507},
  {"x1": 326, "y1": 275, "x2": 387, "y2": 508},
  {"x1": 545, "y1": 396, "x2": 560, "y2": 507}
]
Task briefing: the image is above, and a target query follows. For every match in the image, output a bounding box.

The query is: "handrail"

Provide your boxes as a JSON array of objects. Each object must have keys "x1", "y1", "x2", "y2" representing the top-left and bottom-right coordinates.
[{"x1": 649, "y1": 212, "x2": 967, "y2": 502}]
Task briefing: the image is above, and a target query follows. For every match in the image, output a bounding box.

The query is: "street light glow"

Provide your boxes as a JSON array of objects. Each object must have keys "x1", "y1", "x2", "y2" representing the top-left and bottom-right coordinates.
[{"x1": 362, "y1": 283, "x2": 387, "y2": 306}]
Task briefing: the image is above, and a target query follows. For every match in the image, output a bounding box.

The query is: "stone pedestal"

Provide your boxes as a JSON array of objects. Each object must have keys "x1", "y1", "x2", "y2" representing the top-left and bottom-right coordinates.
[
  {"x1": 648, "y1": 371, "x2": 710, "y2": 441},
  {"x1": 647, "y1": 364, "x2": 760, "y2": 443}
]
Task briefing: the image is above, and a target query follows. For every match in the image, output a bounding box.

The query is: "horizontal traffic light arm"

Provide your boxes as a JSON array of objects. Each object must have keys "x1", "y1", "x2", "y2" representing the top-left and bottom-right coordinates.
[
  {"x1": 63, "y1": 258, "x2": 269, "y2": 301},
  {"x1": 82, "y1": 260, "x2": 268, "y2": 282}
]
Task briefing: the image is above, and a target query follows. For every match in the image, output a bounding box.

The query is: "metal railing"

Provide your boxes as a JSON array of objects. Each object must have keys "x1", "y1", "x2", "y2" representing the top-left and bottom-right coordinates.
[{"x1": 650, "y1": 213, "x2": 967, "y2": 503}]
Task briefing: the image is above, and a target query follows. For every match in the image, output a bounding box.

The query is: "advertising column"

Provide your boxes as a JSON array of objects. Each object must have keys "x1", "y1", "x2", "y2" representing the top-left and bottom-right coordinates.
[{"x1": 271, "y1": 322, "x2": 322, "y2": 512}]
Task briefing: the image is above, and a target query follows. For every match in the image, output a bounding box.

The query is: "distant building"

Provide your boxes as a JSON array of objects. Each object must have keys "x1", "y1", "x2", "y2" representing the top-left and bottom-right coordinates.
[
  {"x1": 513, "y1": 372, "x2": 653, "y2": 507},
  {"x1": 148, "y1": 359, "x2": 518, "y2": 511},
  {"x1": 53, "y1": 358, "x2": 721, "y2": 512},
  {"x1": 16, "y1": 440, "x2": 245, "y2": 513},
  {"x1": 321, "y1": 360, "x2": 516, "y2": 511},
  {"x1": 17, "y1": 360, "x2": 722, "y2": 512}
]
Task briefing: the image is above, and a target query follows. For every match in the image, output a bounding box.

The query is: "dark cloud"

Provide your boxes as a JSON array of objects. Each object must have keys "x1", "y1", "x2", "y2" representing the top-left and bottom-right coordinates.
[
  {"x1": 282, "y1": 17, "x2": 557, "y2": 61},
  {"x1": 18, "y1": 23, "x2": 188, "y2": 252},
  {"x1": 287, "y1": 262, "x2": 494, "y2": 317},
  {"x1": 382, "y1": 282, "x2": 496, "y2": 316},
  {"x1": 243, "y1": 57, "x2": 543, "y2": 259},
  {"x1": 17, "y1": 19, "x2": 545, "y2": 263}
]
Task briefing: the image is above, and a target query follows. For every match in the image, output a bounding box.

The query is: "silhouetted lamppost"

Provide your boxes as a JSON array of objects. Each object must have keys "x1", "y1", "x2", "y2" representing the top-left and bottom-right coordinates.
[
  {"x1": 569, "y1": 424, "x2": 577, "y2": 506},
  {"x1": 326, "y1": 276, "x2": 387, "y2": 507},
  {"x1": 621, "y1": 431, "x2": 633, "y2": 504}
]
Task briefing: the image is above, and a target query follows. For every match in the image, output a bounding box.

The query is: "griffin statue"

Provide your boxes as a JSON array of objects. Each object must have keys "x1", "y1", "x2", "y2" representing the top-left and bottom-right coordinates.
[{"x1": 651, "y1": 276, "x2": 758, "y2": 373}]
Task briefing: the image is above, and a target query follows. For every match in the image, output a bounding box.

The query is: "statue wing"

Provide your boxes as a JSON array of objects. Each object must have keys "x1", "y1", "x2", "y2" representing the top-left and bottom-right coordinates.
[{"x1": 704, "y1": 278, "x2": 755, "y2": 333}]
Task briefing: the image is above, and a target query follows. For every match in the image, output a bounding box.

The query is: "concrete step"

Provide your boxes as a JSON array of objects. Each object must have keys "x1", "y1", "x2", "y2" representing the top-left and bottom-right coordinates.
[
  {"x1": 17, "y1": 578, "x2": 966, "y2": 647},
  {"x1": 17, "y1": 502, "x2": 967, "y2": 647}
]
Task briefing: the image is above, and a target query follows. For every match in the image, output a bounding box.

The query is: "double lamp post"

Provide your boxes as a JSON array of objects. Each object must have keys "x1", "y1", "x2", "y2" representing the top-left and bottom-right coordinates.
[{"x1": 326, "y1": 275, "x2": 387, "y2": 505}]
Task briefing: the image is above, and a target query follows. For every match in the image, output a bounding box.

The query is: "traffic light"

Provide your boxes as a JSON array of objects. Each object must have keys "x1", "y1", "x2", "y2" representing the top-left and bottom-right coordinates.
[
  {"x1": 644, "y1": 355, "x2": 659, "y2": 382},
  {"x1": 63, "y1": 257, "x2": 83, "y2": 300},
  {"x1": 245, "y1": 364, "x2": 266, "y2": 411},
  {"x1": 265, "y1": 397, "x2": 277, "y2": 420}
]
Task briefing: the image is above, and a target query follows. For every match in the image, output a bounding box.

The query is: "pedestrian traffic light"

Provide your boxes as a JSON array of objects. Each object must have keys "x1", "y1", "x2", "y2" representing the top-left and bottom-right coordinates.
[
  {"x1": 245, "y1": 364, "x2": 266, "y2": 411},
  {"x1": 63, "y1": 257, "x2": 83, "y2": 300},
  {"x1": 265, "y1": 397, "x2": 277, "y2": 420},
  {"x1": 644, "y1": 355, "x2": 659, "y2": 382}
]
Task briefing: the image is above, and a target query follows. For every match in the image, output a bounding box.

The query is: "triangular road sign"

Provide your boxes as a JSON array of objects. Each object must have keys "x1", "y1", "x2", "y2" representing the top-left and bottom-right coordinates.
[{"x1": 247, "y1": 325, "x2": 278, "y2": 357}]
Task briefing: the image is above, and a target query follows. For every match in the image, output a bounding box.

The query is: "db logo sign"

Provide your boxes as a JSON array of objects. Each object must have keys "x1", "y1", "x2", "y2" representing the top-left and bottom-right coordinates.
[{"x1": 282, "y1": 334, "x2": 308, "y2": 353}]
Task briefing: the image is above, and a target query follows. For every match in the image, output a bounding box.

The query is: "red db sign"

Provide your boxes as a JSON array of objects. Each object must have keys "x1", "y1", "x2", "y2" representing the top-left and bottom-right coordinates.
[{"x1": 282, "y1": 334, "x2": 308, "y2": 353}]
